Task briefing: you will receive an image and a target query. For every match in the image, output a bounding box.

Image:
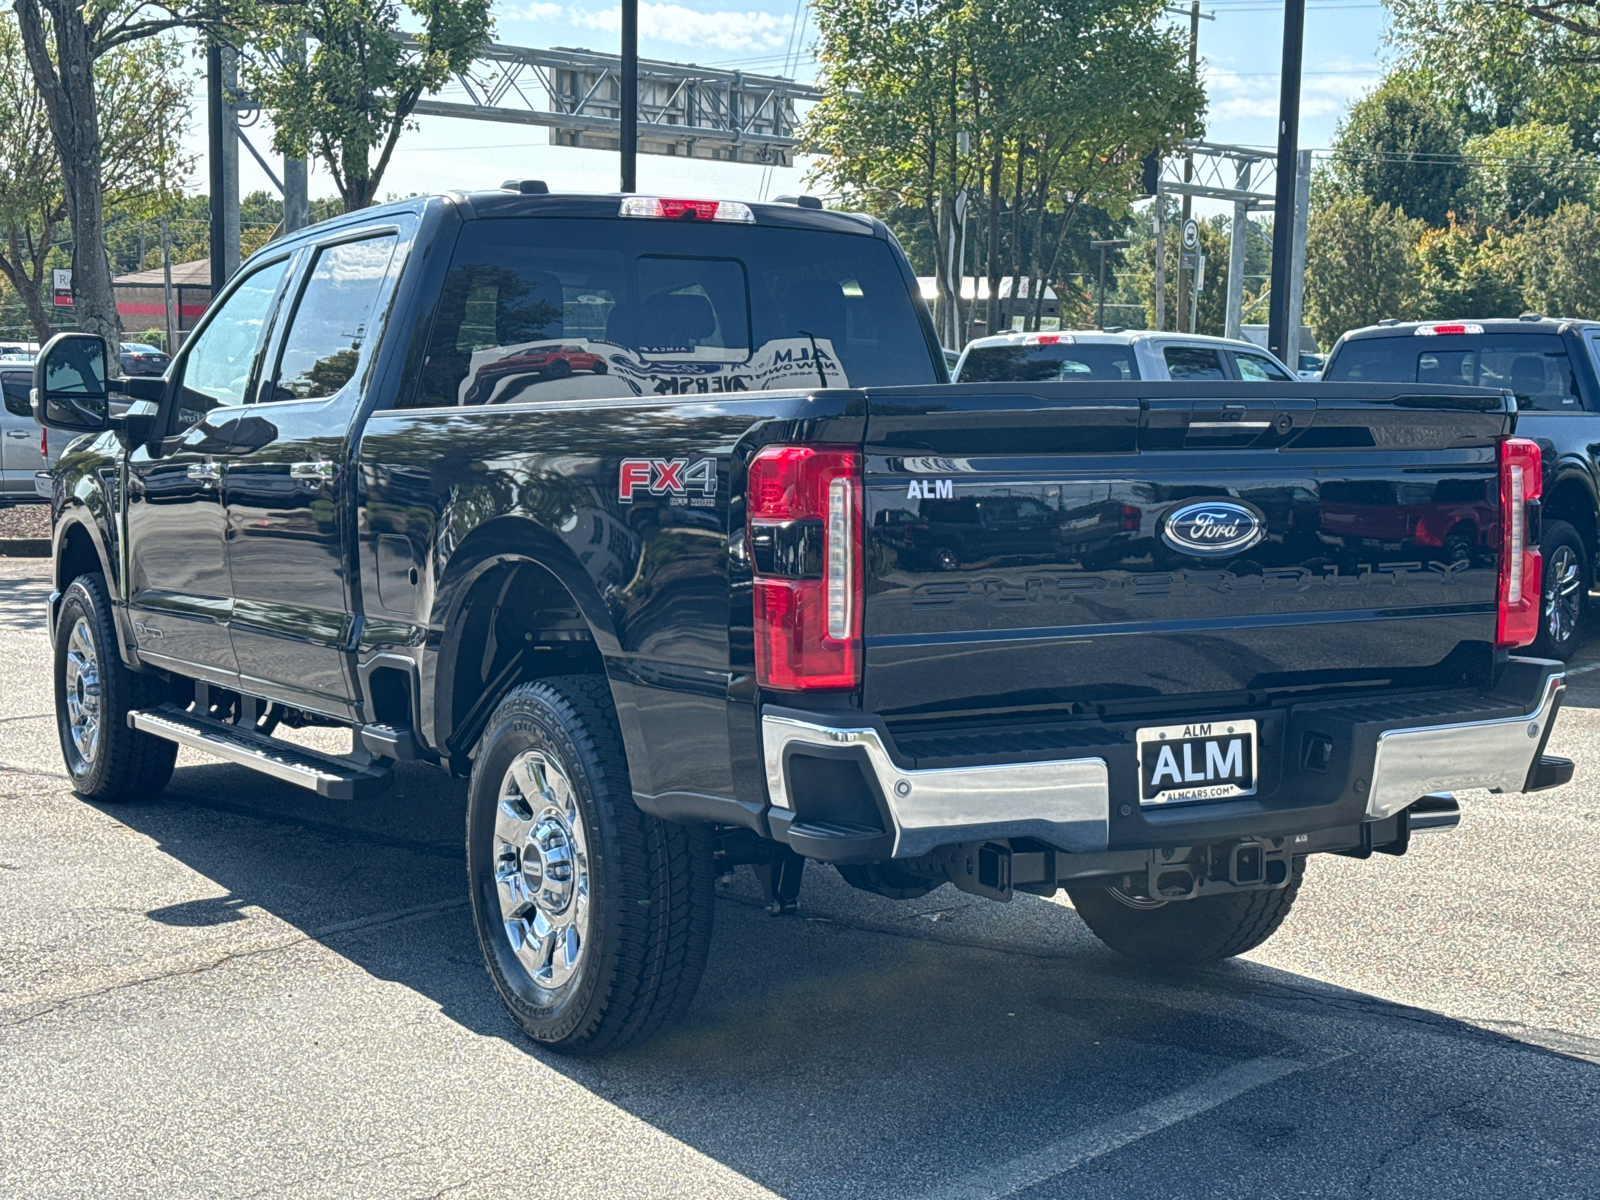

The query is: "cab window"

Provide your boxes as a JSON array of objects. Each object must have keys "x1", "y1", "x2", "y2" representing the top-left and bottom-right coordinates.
[
  {"x1": 1163, "y1": 346, "x2": 1227, "y2": 379},
  {"x1": 171, "y1": 257, "x2": 289, "y2": 430},
  {"x1": 261, "y1": 234, "x2": 398, "y2": 402},
  {"x1": 1234, "y1": 351, "x2": 1293, "y2": 382}
]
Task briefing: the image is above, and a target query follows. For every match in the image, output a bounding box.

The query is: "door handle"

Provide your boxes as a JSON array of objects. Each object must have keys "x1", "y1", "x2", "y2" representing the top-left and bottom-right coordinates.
[
  {"x1": 290, "y1": 460, "x2": 337, "y2": 483},
  {"x1": 186, "y1": 460, "x2": 222, "y2": 487},
  {"x1": 4, "y1": 429, "x2": 30, "y2": 439}
]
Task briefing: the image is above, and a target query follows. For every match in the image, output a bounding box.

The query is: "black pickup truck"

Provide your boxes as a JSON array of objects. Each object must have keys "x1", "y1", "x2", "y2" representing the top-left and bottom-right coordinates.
[
  {"x1": 1325, "y1": 316, "x2": 1600, "y2": 661},
  {"x1": 33, "y1": 188, "x2": 1574, "y2": 1053}
]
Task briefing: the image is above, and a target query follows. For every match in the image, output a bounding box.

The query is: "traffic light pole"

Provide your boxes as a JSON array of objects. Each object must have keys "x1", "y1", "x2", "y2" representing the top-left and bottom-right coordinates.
[
  {"x1": 207, "y1": 38, "x2": 226, "y2": 295},
  {"x1": 1267, "y1": 0, "x2": 1306, "y2": 362}
]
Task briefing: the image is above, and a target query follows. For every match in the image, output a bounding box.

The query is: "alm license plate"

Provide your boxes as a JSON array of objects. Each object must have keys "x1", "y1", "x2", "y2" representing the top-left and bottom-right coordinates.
[{"x1": 1137, "y1": 719, "x2": 1258, "y2": 805}]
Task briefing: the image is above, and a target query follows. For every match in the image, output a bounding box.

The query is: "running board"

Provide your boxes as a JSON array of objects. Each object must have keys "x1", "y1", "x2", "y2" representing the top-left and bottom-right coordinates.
[{"x1": 129, "y1": 705, "x2": 394, "y2": 799}]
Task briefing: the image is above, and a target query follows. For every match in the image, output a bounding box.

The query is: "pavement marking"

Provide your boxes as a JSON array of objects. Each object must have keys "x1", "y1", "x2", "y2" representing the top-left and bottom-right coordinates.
[
  {"x1": 919, "y1": 1052, "x2": 1347, "y2": 1200},
  {"x1": 1564, "y1": 661, "x2": 1600, "y2": 677}
]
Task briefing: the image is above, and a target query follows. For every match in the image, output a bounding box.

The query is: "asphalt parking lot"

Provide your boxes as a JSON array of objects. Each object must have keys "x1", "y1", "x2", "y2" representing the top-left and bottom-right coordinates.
[{"x1": 2, "y1": 554, "x2": 1598, "y2": 1199}]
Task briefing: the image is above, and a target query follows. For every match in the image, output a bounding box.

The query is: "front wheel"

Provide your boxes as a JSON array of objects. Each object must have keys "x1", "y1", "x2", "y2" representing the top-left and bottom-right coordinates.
[
  {"x1": 54, "y1": 573, "x2": 176, "y2": 802},
  {"x1": 1533, "y1": 519, "x2": 1586, "y2": 661},
  {"x1": 466, "y1": 676, "x2": 714, "y2": 1053},
  {"x1": 1066, "y1": 857, "x2": 1305, "y2": 966}
]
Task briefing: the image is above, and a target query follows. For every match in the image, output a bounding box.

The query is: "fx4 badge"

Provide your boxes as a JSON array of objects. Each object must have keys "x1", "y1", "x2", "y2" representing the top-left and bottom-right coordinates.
[{"x1": 619, "y1": 457, "x2": 718, "y2": 506}]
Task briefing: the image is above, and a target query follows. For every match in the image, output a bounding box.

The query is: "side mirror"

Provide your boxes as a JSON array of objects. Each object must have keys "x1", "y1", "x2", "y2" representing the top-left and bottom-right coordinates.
[{"x1": 32, "y1": 333, "x2": 110, "y2": 434}]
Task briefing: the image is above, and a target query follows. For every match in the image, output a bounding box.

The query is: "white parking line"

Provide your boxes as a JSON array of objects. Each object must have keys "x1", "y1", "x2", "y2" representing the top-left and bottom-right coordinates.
[{"x1": 920, "y1": 1053, "x2": 1343, "y2": 1200}]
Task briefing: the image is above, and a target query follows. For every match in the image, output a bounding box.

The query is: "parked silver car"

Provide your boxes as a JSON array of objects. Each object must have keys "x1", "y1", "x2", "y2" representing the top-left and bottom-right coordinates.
[
  {"x1": 1, "y1": 364, "x2": 62, "y2": 503},
  {"x1": 951, "y1": 329, "x2": 1297, "y2": 383}
]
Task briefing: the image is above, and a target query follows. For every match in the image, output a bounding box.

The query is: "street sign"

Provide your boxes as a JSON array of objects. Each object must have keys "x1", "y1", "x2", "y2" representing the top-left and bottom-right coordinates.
[
  {"x1": 1180, "y1": 252, "x2": 1197, "y2": 270},
  {"x1": 52, "y1": 268, "x2": 72, "y2": 307},
  {"x1": 1181, "y1": 218, "x2": 1199, "y2": 251},
  {"x1": 1194, "y1": 253, "x2": 1206, "y2": 292}
]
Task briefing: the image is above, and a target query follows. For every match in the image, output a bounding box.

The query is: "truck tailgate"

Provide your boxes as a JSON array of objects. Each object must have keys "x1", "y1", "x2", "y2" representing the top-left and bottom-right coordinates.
[{"x1": 860, "y1": 381, "x2": 1513, "y2": 720}]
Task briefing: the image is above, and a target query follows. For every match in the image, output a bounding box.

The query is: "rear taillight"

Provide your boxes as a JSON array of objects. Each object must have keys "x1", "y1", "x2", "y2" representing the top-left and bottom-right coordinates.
[
  {"x1": 1497, "y1": 437, "x2": 1543, "y2": 649},
  {"x1": 747, "y1": 445, "x2": 862, "y2": 690}
]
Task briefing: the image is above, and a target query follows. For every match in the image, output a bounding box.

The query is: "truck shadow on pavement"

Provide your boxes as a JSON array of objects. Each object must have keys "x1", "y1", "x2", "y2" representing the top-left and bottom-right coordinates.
[{"x1": 94, "y1": 756, "x2": 1600, "y2": 1200}]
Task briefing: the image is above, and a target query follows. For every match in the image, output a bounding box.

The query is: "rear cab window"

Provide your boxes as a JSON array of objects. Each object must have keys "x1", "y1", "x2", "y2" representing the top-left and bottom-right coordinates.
[
  {"x1": 405, "y1": 216, "x2": 938, "y2": 408},
  {"x1": 957, "y1": 342, "x2": 1139, "y2": 382},
  {"x1": 1328, "y1": 332, "x2": 1581, "y2": 411},
  {"x1": 1233, "y1": 351, "x2": 1293, "y2": 382},
  {"x1": 1162, "y1": 345, "x2": 1227, "y2": 379}
]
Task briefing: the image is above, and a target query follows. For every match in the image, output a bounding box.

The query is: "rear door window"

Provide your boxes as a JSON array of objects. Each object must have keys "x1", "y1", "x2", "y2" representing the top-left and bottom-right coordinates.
[
  {"x1": 262, "y1": 234, "x2": 398, "y2": 402},
  {"x1": 1328, "y1": 333, "x2": 1581, "y2": 410},
  {"x1": 1233, "y1": 351, "x2": 1293, "y2": 382},
  {"x1": 1163, "y1": 346, "x2": 1227, "y2": 380},
  {"x1": 956, "y1": 343, "x2": 1139, "y2": 382},
  {"x1": 405, "y1": 216, "x2": 938, "y2": 409}
]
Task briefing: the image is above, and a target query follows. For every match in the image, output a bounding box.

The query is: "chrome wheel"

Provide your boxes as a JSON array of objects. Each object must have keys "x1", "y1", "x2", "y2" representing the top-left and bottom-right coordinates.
[
  {"x1": 1545, "y1": 543, "x2": 1583, "y2": 646},
  {"x1": 63, "y1": 617, "x2": 102, "y2": 767},
  {"x1": 493, "y1": 750, "x2": 591, "y2": 993}
]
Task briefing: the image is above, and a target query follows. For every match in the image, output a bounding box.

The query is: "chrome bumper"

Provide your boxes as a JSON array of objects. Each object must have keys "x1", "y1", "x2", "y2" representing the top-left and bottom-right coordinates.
[
  {"x1": 761, "y1": 713, "x2": 1109, "y2": 857},
  {"x1": 1366, "y1": 671, "x2": 1565, "y2": 820}
]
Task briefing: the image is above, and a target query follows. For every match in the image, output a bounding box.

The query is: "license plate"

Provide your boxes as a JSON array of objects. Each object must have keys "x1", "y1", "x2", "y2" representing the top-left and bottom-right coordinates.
[{"x1": 1136, "y1": 719, "x2": 1257, "y2": 805}]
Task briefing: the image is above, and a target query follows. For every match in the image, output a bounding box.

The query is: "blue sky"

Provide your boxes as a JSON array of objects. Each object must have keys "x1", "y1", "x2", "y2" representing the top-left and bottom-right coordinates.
[{"x1": 211, "y1": 0, "x2": 1394, "y2": 206}]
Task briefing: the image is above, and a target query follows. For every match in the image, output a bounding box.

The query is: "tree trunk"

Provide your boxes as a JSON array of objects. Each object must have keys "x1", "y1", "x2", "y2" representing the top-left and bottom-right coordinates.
[
  {"x1": 14, "y1": 0, "x2": 121, "y2": 348},
  {"x1": 985, "y1": 139, "x2": 1003, "y2": 336}
]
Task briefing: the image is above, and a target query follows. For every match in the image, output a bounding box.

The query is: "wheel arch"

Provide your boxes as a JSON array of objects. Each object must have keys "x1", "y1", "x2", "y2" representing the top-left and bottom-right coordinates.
[
  {"x1": 51, "y1": 514, "x2": 135, "y2": 664},
  {"x1": 1542, "y1": 470, "x2": 1597, "y2": 581},
  {"x1": 426, "y1": 515, "x2": 626, "y2": 769}
]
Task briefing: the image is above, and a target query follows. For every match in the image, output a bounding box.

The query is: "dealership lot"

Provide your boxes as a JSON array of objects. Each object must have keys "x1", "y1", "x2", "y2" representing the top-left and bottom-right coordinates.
[{"x1": 2, "y1": 555, "x2": 1598, "y2": 1199}]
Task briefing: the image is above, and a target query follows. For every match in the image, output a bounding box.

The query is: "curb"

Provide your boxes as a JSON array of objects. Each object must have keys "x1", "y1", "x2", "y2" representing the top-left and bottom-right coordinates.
[{"x1": 0, "y1": 538, "x2": 49, "y2": 557}]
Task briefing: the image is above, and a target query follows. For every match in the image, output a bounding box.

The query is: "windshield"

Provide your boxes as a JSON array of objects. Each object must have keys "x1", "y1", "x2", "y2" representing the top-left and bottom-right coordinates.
[
  {"x1": 405, "y1": 216, "x2": 938, "y2": 408},
  {"x1": 957, "y1": 342, "x2": 1139, "y2": 382},
  {"x1": 1326, "y1": 333, "x2": 1579, "y2": 411}
]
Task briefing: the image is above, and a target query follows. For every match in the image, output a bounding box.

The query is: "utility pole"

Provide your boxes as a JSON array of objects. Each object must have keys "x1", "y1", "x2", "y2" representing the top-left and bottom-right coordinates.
[
  {"x1": 222, "y1": 45, "x2": 241, "y2": 280},
  {"x1": 207, "y1": 35, "x2": 226, "y2": 295},
  {"x1": 1092, "y1": 239, "x2": 1130, "y2": 328},
  {"x1": 1285, "y1": 147, "x2": 1312, "y2": 362},
  {"x1": 1225, "y1": 161, "x2": 1251, "y2": 340},
  {"x1": 1267, "y1": 0, "x2": 1307, "y2": 362},
  {"x1": 620, "y1": 0, "x2": 638, "y2": 192},
  {"x1": 283, "y1": 32, "x2": 310, "y2": 234},
  {"x1": 1154, "y1": 185, "x2": 1166, "y2": 330},
  {"x1": 160, "y1": 216, "x2": 176, "y2": 353},
  {"x1": 1176, "y1": 0, "x2": 1199, "y2": 332}
]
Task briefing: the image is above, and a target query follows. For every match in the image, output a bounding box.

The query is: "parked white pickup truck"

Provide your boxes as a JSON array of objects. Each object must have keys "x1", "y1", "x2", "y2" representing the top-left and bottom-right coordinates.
[{"x1": 952, "y1": 330, "x2": 1297, "y2": 384}]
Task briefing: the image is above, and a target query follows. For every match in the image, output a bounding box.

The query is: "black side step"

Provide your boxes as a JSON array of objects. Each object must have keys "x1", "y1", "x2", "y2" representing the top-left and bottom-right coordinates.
[
  {"x1": 1528, "y1": 754, "x2": 1575, "y2": 793},
  {"x1": 129, "y1": 705, "x2": 394, "y2": 799}
]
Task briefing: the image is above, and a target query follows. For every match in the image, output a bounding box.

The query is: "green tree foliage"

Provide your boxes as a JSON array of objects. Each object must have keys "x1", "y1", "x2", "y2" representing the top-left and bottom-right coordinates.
[
  {"x1": 1516, "y1": 201, "x2": 1600, "y2": 318},
  {"x1": 1416, "y1": 220, "x2": 1522, "y2": 317},
  {"x1": 1324, "y1": 71, "x2": 1468, "y2": 227},
  {"x1": 1303, "y1": 194, "x2": 1425, "y2": 345},
  {"x1": 241, "y1": 0, "x2": 493, "y2": 211},
  {"x1": 1389, "y1": 0, "x2": 1600, "y2": 151},
  {"x1": 0, "y1": 14, "x2": 188, "y2": 340},
  {"x1": 1457, "y1": 121, "x2": 1596, "y2": 227},
  {"x1": 804, "y1": 0, "x2": 1203, "y2": 339}
]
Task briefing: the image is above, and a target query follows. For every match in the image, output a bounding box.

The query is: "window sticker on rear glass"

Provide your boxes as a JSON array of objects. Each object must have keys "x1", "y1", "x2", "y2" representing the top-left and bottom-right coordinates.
[{"x1": 456, "y1": 336, "x2": 849, "y2": 404}]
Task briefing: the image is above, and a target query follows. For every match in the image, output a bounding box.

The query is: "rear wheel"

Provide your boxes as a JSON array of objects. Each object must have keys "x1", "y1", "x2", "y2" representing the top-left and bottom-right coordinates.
[
  {"x1": 1066, "y1": 857, "x2": 1305, "y2": 965},
  {"x1": 54, "y1": 573, "x2": 176, "y2": 802},
  {"x1": 1533, "y1": 519, "x2": 1586, "y2": 661},
  {"x1": 466, "y1": 676, "x2": 714, "y2": 1053}
]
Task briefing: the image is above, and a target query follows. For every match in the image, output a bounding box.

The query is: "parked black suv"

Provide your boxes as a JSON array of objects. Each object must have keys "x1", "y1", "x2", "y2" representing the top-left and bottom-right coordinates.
[{"x1": 1325, "y1": 317, "x2": 1600, "y2": 659}]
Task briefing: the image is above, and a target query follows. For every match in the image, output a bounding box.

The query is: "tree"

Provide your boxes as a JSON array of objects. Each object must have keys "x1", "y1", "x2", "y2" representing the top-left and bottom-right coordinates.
[
  {"x1": 0, "y1": 16, "x2": 187, "y2": 341},
  {"x1": 1389, "y1": 0, "x2": 1600, "y2": 152},
  {"x1": 1416, "y1": 220, "x2": 1522, "y2": 318},
  {"x1": 241, "y1": 0, "x2": 492, "y2": 211},
  {"x1": 1324, "y1": 71, "x2": 1469, "y2": 227},
  {"x1": 1303, "y1": 194, "x2": 1425, "y2": 345},
  {"x1": 11, "y1": 0, "x2": 201, "y2": 345},
  {"x1": 1457, "y1": 121, "x2": 1596, "y2": 228},
  {"x1": 1517, "y1": 201, "x2": 1600, "y2": 318},
  {"x1": 804, "y1": 0, "x2": 1202, "y2": 338}
]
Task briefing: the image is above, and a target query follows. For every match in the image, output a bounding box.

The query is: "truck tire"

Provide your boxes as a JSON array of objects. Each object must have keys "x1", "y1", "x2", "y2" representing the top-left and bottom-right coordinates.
[
  {"x1": 1066, "y1": 857, "x2": 1305, "y2": 966},
  {"x1": 466, "y1": 676, "x2": 714, "y2": 1054},
  {"x1": 53, "y1": 573, "x2": 176, "y2": 802},
  {"x1": 1533, "y1": 519, "x2": 1586, "y2": 661}
]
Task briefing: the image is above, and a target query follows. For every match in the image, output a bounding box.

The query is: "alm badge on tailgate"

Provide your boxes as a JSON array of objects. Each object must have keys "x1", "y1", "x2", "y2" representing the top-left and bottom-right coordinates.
[{"x1": 1137, "y1": 719, "x2": 1258, "y2": 805}]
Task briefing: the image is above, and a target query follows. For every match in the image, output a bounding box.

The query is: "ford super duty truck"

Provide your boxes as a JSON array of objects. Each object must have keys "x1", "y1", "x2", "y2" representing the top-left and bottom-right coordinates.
[{"x1": 32, "y1": 187, "x2": 1574, "y2": 1053}]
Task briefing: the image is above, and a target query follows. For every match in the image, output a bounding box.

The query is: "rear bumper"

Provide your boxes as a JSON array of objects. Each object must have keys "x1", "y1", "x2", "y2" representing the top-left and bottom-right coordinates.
[{"x1": 760, "y1": 657, "x2": 1569, "y2": 862}]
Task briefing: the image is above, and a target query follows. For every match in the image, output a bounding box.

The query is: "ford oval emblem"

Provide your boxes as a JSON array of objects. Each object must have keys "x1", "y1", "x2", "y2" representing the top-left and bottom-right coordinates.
[{"x1": 1161, "y1": 499, "x2": 1266, "y2": 556}]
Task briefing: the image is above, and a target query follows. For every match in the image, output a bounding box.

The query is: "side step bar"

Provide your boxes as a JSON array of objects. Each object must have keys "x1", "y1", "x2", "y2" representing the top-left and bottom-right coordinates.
[{"x1": 129, "y1": 705, "x2": 394, "y2": 799}]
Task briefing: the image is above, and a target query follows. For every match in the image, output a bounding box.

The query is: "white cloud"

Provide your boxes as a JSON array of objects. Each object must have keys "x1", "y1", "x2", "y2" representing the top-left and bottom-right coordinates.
[
  {"x1": 523, "y1": 2, "x2": 793, "y2": 52},
  {"x1": 1203, "y1": 65, "x2": 1381, "y2": 125}
]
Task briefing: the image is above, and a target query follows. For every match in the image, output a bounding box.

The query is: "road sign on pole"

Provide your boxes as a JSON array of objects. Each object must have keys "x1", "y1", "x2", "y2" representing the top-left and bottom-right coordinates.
[
  {"x1": 1181, "y1": 218, "x2": 1199, "y2": 251},
  {"x1": 52, "y1": 268, "x2": 72, "y2": 307}
]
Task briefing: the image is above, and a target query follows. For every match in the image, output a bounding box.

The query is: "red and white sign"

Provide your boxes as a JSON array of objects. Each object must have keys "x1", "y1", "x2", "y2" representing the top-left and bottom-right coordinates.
[{"x1": 51, "y1": 268, "x2": 72, "y2": 307}]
